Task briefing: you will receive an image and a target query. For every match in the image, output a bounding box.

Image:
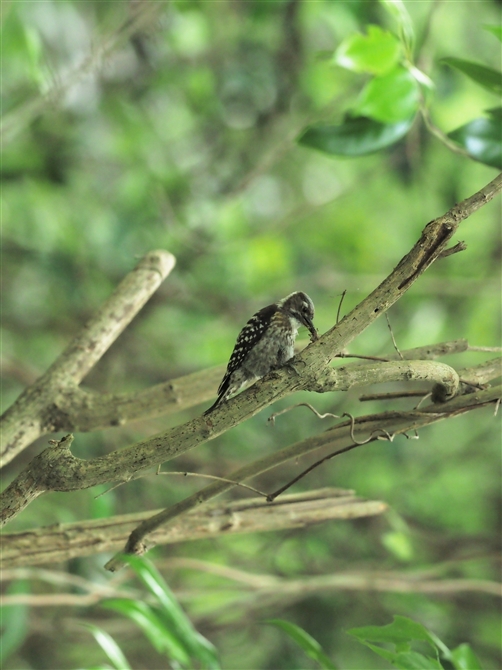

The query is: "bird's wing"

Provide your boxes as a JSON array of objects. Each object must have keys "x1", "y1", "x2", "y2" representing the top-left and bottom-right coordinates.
[{"x1": 217, "y1": 303, "x2": 276, "y2": 395}]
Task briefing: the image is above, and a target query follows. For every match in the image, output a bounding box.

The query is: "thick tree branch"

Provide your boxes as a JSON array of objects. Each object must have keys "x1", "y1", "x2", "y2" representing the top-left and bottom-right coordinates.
[
  {"x1": 53, "y1": 366, "x2": 225, "y2": 432},
  {"x1": 1, "y1": 489, "x2": 386, "y2": 568},
  {"x1": 0, "y1": 250, "x2": 175, "y2": 466},
  {"x1": 315, "y1": 360, "x2": 459, "y2": 399}
]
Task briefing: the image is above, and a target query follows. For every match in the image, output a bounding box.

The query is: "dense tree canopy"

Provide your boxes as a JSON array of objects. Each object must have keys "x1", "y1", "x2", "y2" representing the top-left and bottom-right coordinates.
[{"x1": 1, "y1": 1, "x2": 501, "y2": 669}]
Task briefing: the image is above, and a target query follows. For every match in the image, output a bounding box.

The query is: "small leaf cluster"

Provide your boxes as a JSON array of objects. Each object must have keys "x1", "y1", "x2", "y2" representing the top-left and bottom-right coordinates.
[
  {"x1": 266, "y1": 615, "x2": 484, "y2": 670},
  {"x1": 348, "y1": 615, "x2": 483, "y2": 670},
  {"x1": 299, "y1": 0, "x2": 501, "y2": 167}
]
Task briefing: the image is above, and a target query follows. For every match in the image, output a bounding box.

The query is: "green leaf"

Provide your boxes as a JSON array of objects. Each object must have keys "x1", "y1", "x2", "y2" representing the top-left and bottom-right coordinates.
[
  {"x1": 348, "y1": 618, "x2": 452, "y2": 670},
  {"x1": 83, "y1": 624, "x2": 132, "y2": 670},
  {"x1": 123, "y1": 557, "x2": 220, "y2": 669},
  {"x1": 334, "y1": 25, "x2": 401, "y2": 75},
  {"x1": 448, "y1": 116, "x2": 502, "y2": 169},
  {"x1": 381, "y1": 530, "x2": 414, "y2": 561},
  {"x1": 0, "y1": 581, "x2": 30, "y2": 663},
  {"x1": 355, "y1": 66, "x2": 420, "y2": 123},
  {"x1": 103, "y1": 598, "x2": 191, "y2": 664},
  {"x1": 379, "y1": 0, "x2": 415, "y2": 54},
  {"x1": 483, "y1": 24, "x2": 502, "y2": 42},
  {"x1": 442, "y1": 58, "x2": 502, "y2": 94},
  {"x1": 360, "y1": 640, "x2": 397, "y2": 663},
  {"x1": 298, "y1": 115, "x2": 414, "y2": 157},
  {"x1": 486, "y1": 106, "x2": 502, "y2": 121},
  {"x1": 451, "y1": 643, "x2": 483, "y2": 670},
  {"x1": 265, "y1": 620, "x2": 338, "y2": 669},
  {"x1": 393, "y1": 651, "x2": 443, "y2": 669},
  {"x1": 348, "y1": 616, "x2": 436, "y2": 652}
]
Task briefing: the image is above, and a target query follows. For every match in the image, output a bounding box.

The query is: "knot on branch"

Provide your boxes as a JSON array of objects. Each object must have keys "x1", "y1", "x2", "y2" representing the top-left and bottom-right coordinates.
[{"x1": 40, "y1": 402, "x2": 74, "y2": 433}]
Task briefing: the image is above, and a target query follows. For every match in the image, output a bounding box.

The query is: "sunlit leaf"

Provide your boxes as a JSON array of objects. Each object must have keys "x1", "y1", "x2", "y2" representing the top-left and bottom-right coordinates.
[
  {"x1": 442, "y1": 58, "x2": 502, "y2": 94},
  {"x1": 83, "y1": 624, "x2": 132, "y2": 670},
  {"x1": 451, "y1": 643, "x2": 483, "y2": 670},
  {"x1": 103, "y1": 598, "x2": 191, "y2": 664},
  {"x1": 355, "y1": 66, "x2": 420, "y2": 123},
  {"x1": 448, "y1": 116, "x2": 502, "y2": 168},
  {"x1": 482, "y1": 24, "x2": 502, "y2": 42},
  {"x1": 265, "y1": 619, "x2": 338, "y2": 669},
  {"x1": 381, "y1": 530, "x2": 414, "y2": 561},
  {"x1": 298, "y1": 115, "x2": 414, "y2": 157},
  {"x1": 334, "y1": 25, "x2": 401, "y2": 75},
  {"x1": 123, "y1": 557, "x2": 220, "y2": 669}
]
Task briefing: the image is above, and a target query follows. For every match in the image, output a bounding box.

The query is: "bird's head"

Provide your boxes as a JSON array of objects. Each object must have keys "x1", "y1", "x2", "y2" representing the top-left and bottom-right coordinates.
[{"x1": 278, "y1": 291, "x2": 318, "y2": 342}]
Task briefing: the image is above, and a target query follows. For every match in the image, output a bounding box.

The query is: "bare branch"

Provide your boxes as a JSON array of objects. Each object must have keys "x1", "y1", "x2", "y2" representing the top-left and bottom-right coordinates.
[
  {"x1": 1, "y1": 488, "x2": 385, "y2": 568},
  {"x1": 268, "y1": 403, "x2": 341, "y2": 425},
  {"x1": 0, "y1": 250, "x2": 176, "y2": 466},
  {"x1": 438, "y1": 241, "x2": 467, "y2": 258},
  {"x1": 52, "y1": 366, "x2": 225, "y2": 432},
  {"x1": 156, "y1": 471, "x2": 268, "y2": 498},
  {"x1": 316, "y1": 360, "x2": 460, "y2": 399},
  {"x1": 385, "y1": 313, "x2": 403, "y2": 359}
]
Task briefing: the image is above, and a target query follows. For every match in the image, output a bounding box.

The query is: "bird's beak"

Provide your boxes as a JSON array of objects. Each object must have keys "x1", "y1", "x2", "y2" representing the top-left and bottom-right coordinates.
[{"x1": 303, "y1": 317, "x2": 318, "y2": 342}]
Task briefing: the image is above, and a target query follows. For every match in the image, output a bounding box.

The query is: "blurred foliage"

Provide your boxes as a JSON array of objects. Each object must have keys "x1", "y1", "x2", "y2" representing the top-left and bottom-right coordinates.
[
  {"x1": 99, "y1": 557, "x2": 219, "y2": 669},
  {"x1": 347, "y1": 615, "x2": 484, "y2": 670},
  {"x1": 265, "y1": 615, "x2": 484, "y2": 670},
  {"x1": 1, "y1": 1, "x2": 501, "y2": 669}
]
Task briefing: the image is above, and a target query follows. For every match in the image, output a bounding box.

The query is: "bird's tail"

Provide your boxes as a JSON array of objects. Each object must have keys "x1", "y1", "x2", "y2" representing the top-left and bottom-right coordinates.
[
  {"x1": 203, "y1": 396, "x2": 222, "y2": 416},
  {"x1": 203, "y1": 375, "x2": 232, "y2": 415}
]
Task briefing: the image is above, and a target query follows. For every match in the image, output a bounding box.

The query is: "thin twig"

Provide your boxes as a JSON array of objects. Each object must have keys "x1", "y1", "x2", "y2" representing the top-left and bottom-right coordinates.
[
  {"x1": 344, "y1": 412, "x2": 375, "y2": 446},
  {"x1": 420, "y1": 103, "x2": 471, "y2": 157},
  {"x1": 336, "y1": 353, "x2": 391, "y2": 362},
  {"x1": 336, "y1": 290, "x2": 347, "y2": 324},
  {"x1": 266, "y1": 424, "x2": 394, "y2": 502},
  {"x1": 268, "y1": 403, "x2": 340, "y2": 425},
  {"x1": 386, "y1": 313, "x2": 403, "y2": 359},
  {"x1": 438, "y1": 241, "x2": 467, "y2": 258},
  {"x1": 415, "y1": 392, "x2": 433, "y2": 409},
  {"x1": 156, "y1": 471, "x2": 268, "y2": 498},
  {"x1": 458, "y1": 378, "x2": 487, "y2": 391}
]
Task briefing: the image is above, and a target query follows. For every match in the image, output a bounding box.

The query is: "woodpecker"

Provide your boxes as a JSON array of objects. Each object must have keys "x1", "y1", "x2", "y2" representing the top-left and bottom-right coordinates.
[{"x1": 204, "y1": 291, "x2": 317, "y2": 415}]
